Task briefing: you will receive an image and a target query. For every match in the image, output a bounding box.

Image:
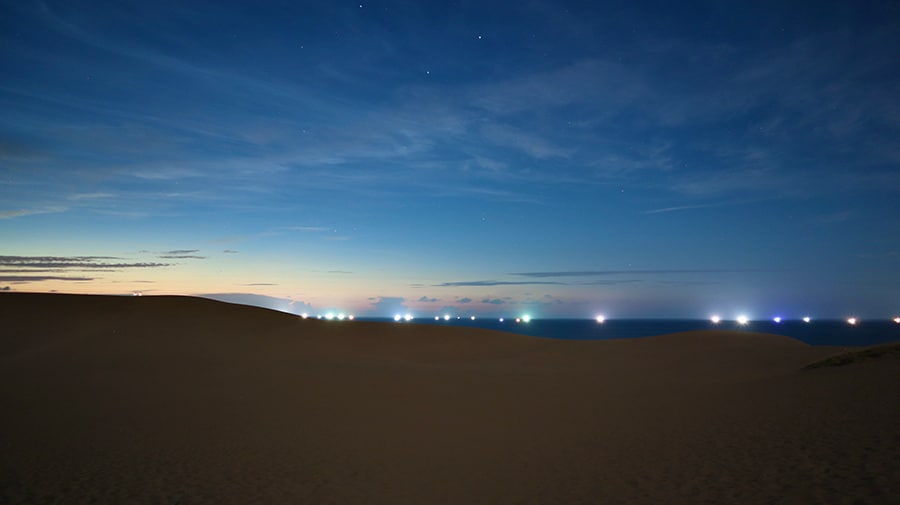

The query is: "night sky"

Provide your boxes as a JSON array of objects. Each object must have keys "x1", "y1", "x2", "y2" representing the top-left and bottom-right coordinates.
[{"x1": 2, "y1": 0, "x2": 898, "y2": 319}]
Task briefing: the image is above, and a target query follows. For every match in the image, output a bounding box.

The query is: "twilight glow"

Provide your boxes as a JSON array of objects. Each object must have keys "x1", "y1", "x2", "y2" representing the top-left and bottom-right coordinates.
[{"x1": 1, "y1": 1, "x2": 898, "y2": 319}]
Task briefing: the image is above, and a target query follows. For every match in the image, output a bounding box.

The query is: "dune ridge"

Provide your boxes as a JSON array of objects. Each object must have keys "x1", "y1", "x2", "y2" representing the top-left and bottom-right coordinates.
[{"x1": 2, "y1": 293, "x2": 899, "y2": 504}]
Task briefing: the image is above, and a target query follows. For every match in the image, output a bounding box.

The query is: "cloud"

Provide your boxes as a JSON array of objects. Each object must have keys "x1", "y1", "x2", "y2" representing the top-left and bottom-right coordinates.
[
  {"x1": 0, "y1": 255, "x2": 172, "y2": 285},
  {"x1": 7, "y1": 2, "x2": 898, "y2": 233},
  {"x1": 0, "y1": 207, "x2": 66, "y2": 219},
  {"x1": 162, "y1": 249, "x2": 199, "y2": 255},
  {"x1": 418, "y1": 296, "x2": 438, "y2": 302},
  {"x1": 372, "y1": 296, "x2": 408, "y2": 316},
  {"x1": 0, "y1": 256, "x2": 170, "y2": 269},
  {"x1": 1, "y1": 209, "x2": 37, "y2": 219},
  {"x1": 279, "y1": 226, "x2": 331, "y2": 232},
  {"x1": 653, "y1": 280, "x2": 720, "y2": 286},
  {"x1": 68, "y1": 192, "x2": 115, "y2": 201},
  {"x1": 480, "y1": 123, "x2": 572, "y2": 159},
  {"x1": 0, "y1": 134, "x2": 46, "y2": 161},
  {"x1": 481, "y1": 298, "x2": 505, "y2": 305},
  {"x1": 437, "y1": 306, "x2": 461, "y2": 316},
  {"x1": 642, "y1": 203, "x2": 731, "y2": 214},
  {"x1": 1, "y1": 286, "x2": 11, "y2": 290},
  {"x1": 510, "y1": 269, "x2": 761, "y2": 278},
  {"x1": 575, "y1": 279, "x2": 642, "y2": 286},
  {"x1": 435, "y1": 280, "x2": 565, "y2": 287},
  {"x1": 457, "y1": 297, "x2": 472, "y2": 304},
  {"x1": 158, "y1": 255, "x2": 206, "y2": 259},
  {"x1": 811, "y1": 210, "x2": 856, "y2": 224},
  {"x1": 223, "y1": 249, "x2": 239, "y2": 253},
  {"x1": 0, "y1": 275, "x2": 94, "y2": 282}
]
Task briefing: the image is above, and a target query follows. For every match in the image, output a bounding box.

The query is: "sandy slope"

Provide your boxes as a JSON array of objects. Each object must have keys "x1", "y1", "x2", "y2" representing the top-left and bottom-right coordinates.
[{"x1": 1, "y1": 293, "x2": 898, "y2": 504}]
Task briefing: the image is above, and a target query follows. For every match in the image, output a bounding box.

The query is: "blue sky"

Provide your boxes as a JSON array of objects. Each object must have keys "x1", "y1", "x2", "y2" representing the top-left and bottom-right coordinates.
[{"x1": 2, "y1": 0, "x2": 899, "y2": 318}]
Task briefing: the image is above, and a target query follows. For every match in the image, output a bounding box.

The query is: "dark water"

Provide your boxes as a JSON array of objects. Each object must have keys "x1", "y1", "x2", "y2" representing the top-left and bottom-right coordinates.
[{"x1": 358, "y1": 318, "x2": 900, "y2": 347}]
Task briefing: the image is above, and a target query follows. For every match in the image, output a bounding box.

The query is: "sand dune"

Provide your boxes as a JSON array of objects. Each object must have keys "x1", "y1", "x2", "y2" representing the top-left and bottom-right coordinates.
[{"x1": 2, "y1": 293, "x2": 898, "y2": 504}]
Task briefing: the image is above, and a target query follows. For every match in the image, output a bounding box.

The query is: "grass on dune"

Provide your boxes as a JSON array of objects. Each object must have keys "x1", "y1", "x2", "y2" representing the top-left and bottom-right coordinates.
[{"x1": 805, "y1": 342, "x2": 900, "y2": 369}]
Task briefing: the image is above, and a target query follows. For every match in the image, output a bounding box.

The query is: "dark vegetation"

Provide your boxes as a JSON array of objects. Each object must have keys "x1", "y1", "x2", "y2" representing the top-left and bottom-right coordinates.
[{"x1": 805, "y1": 342, "x2": 900, "y2": 369}]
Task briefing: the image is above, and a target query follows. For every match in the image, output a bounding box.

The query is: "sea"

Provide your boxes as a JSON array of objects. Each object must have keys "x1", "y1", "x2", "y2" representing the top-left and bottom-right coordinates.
[{"x1": 357, "y1": 318, "x2": 900, "y2": 347}]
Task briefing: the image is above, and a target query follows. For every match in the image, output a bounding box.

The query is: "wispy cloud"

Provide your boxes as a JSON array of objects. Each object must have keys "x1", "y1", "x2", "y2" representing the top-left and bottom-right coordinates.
[
  {"x1": 68, "y1": 192, "x2": 115, "y2": 201},
  {"x1": 811, "y1": 210, "x2": 856, "y2": 224},
  {"x1": 0, "y1": 256, "x2": 170, "y2": 269},
  {"x1": 0, "y1": 255, "x2": 169, "y2": 285},
  {"x1": 1, "y1": 275, "x2": 94, "y2": 282},
  {"x1": 7, "y1": 1, "x2": 898, "y2": 219},
  {"x1": 435, "y1": 280, "x2": 565, "y2": 287},
  {"x1": 278, "y1": 226, "x2": 332, "y2": 232},
  {"x1": 510, "y1": 269, "x2": 763, "y2": 278},
  {"x1": 575, "y1": 279, "x2": 642, "y2": 286},
  {"x1": 371, "y1": 296, "x2": 408, "y2": 315},
  {"x1": 0, "y1": 207, "x2": 66, "y2": 219},
  {"x1": 480, "y1": 123, "x2": 572, "y2": 159},
  {"x1": 642, "y1": 203, "x2": 730, "y2": 215}
]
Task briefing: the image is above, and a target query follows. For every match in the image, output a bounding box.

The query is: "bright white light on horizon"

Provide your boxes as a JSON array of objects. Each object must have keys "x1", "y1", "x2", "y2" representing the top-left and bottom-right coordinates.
[
  {"x1": 710, "y1": 315, "x2": 721, "y2": 324},
  {"x1": 301, "y1": 313, "x2": 308, "y2": 319},
  {"x1": 337, "y1": 313, "x2": 346, "y2": 320},
  {"x1": 847, "y1": 317, "x2": 858, "y2": 325},
  {"x1": 348, "y1": 315, "x2": 354, "y2": 320},
  {"x1": 499, "y1": 317, "x2": 504, "y2": 322},
  {"x1": 773, "y1": 316, "x2": 782, "y2": 324},
  {"x1": 737, "y1": 315, "x2": 749, "y2": 325},
  {"x1": 470, "y1": 316, "x2": 476, "y2": 321},
  {"x1": 444, "y1": 314, "x2": 451, "y2": 321},
  {"x1": 595, "y1": 315, "x2": 605, "y2": 323},
  {"x1": 894, "y1": 317, "x2": 900, "y2": 324},
  {"x1": 522, "y1": 315, "x2": 531, "y2": 323},
  {"x1": 803, "y1": 316, "x2": 811, "y2": 323},
  {"x1": 325, "y1": 313, "x2": 334, "y2": 320},
  {"x1": 404, "y1": 314, "x2": 414, "y2": 321},
  {"x1": 393, "y1": 314, "x2": 402, "y2": 322}
]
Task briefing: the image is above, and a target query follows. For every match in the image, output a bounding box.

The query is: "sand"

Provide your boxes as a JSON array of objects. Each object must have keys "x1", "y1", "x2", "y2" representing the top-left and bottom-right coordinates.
[{"x1": 1, "y1": 293, "x2": 898, "y2": 504}]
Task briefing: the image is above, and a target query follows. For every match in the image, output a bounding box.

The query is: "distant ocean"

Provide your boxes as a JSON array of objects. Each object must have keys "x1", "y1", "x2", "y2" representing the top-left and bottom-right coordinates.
[{"x1": 357, "y1": 318, "x2": 900, "y2": 347}]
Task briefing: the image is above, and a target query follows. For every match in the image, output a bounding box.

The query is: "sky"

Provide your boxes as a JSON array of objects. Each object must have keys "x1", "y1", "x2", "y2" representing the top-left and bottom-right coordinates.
[{"x1": 1, "y1": 0, "x2": 899, "y2": 319}]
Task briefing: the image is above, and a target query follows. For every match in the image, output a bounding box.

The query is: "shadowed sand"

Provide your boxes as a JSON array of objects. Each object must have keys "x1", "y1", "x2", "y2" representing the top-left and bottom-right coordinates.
[{"x1": 2, "y1": 293, "x2": 899, "y2": 504}]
